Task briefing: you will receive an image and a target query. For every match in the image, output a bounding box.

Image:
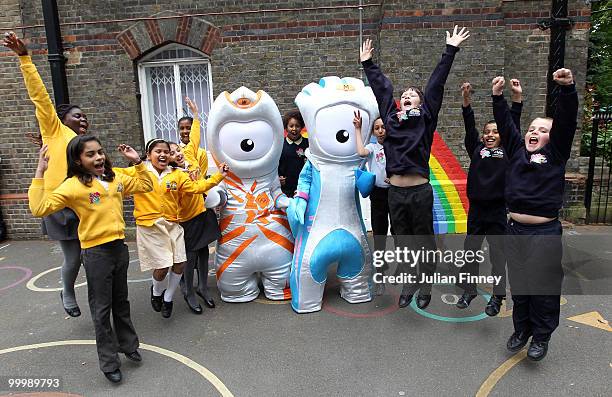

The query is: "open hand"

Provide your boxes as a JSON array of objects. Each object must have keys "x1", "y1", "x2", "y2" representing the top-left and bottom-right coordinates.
[
  {"x1": 446, "y1": 25, "x2": 470, "y2": 47},
  {"x1": 185, "y1": 96, "x2": 199, "y2": 118},
  {"x1": 117, "y1": 144, "x2": 141, "y2": 163},
  {"x1": 37, "y1": 144, "x2": 49, "y2": 174},
  {"x1": 553, "y1": 68, "x2": 574, "y2": 86},
  {"x1": 492, "y1": 76, "x2": 505, "y2": 96},
  {"x1": 2, "y1": 31, "x2": 28, "y2": 56},
  {"x1": 360, "y1": 39, "x2": 374, "y2": 62}
]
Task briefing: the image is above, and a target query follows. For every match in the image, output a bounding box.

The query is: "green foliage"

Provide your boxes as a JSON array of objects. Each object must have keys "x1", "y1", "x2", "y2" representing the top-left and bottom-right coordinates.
[{"x1": 587, "y1": 0, "x2": 612, "y2": 106}]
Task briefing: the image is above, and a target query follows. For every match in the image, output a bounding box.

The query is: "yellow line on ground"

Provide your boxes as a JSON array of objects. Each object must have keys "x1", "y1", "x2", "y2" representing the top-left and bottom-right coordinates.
[
  {"x1": 475, "y1": 350, "x2": 527, "y2": 397},
  {"x1": 0, "y1": 340, "x2": 234, "y2": 396}
]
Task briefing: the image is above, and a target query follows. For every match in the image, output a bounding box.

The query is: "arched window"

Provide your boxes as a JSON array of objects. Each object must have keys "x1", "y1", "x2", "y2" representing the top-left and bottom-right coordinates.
[{"x1": 137, "y1": 43, "x2": 213, "y2": 146}]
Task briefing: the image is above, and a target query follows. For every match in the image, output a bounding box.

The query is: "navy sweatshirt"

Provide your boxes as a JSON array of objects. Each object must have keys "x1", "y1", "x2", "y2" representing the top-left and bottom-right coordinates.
[
  {"x1": 362, "y1": 44, "x2": 460, "y2": 179},
  {"x1": 464, "y1": 102, "x2": 522, "y2": 204},
  {"x1": 492, "y1": 84, "x2": 578, "y2": 218},
  {"x1": 278, "y1": 137, "x2": 309, "y2": 197}
]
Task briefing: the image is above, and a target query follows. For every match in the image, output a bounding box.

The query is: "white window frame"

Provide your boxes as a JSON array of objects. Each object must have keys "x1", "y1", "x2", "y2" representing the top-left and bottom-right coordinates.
[{"x1": 137, "y1": 44, "x2": 214, "y2": 146}]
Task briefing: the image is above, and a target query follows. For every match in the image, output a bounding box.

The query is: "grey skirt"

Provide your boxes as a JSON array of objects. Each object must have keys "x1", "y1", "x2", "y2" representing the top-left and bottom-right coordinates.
[{"x1": 41, "y1": 207, "x2": 79, "y2": 241}]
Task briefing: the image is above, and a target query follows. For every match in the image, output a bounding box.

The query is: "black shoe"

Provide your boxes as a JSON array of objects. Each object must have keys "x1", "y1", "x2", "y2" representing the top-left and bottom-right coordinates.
[
  {"x1": 150, "y1": 286, "x2": 163, "y2": 312},
  {"x1": 184, "y1": 295, "x2": 203, "y2": 314},
  {"x1": 60, "y1": 291, "x2": 81, "y2": 317},
  {"x1": 197, "y1": 290, "x2": 215, "y2": 308},
  {"x1": 124, "y1": 350, "x2": 142, "y2": 362},
  {"x1": 161, "y1": 299, "x2": 173, "y2": 318},
  {"x1": 456, "y1": 292, "x2": 477, "y2": 309},
  {"x1": 104, "y1": 369, "x2": 122, "y2": 383},
  {"x1": 527, "y1": 341, "x2": 548, "y2": 361},
  {"x1": 485, "y1": 295, "x2": 504, "y2": 317},
  {"x1": 416, "y1": 294, "x2": 431, "y2": 309},
  {"x1": 398, "y1": 294, "x2": 413, "y2": 308},
  {"x1": 506, "y1": 331, "x2": 532, "y2": 352}
]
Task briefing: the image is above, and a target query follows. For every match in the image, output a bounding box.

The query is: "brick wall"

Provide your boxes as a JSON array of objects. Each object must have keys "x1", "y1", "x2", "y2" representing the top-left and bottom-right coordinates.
[{"x1": 0, "y1": 0, "x2": 592, "y2": 238}]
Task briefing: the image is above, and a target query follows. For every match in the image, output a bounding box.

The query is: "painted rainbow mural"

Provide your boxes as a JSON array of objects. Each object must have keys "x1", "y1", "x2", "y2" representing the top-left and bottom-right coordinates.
[{"x1": 286, "y1": 128, "x2": 469, "y2": 234}]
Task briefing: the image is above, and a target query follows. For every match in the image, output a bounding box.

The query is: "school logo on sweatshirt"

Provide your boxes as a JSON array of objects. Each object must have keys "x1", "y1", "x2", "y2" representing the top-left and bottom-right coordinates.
[
  {"x1": 296, "y1": 148, "x2": 305, "y2": 158},
  {"x1": 480, "y1": 147, "x2": 504, "y2": 159},
  {"x1": 89, "y1": 192, "x2": 101, "y2": 204},
  {"x1": 530, "y1": 153, "x2": 548, "y2": 164},
  {"x1": 165, "y1": 181, "x2": 178, "y2": 192}
]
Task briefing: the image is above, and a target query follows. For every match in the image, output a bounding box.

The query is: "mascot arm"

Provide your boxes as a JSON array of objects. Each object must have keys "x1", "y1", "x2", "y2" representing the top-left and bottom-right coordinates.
[
  {"x1": 271, "y1": 177, "x2": 290, "y2": 209},
  {"x1": 287, "y1": 160, "x2": 313, "y2": 235},
  {"x1": 204, "y1": 185, "x2": 228, "y2": 208},
  {"x1": 355, "y1": 168, "x2": 376, "y2": 198}
]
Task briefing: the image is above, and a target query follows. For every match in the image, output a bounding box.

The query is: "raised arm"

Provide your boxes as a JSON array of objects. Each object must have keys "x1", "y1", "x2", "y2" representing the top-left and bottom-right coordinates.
[
  {"x1": 423, "y1": 26, "x2": 469, "y2": 117},
  {"x1": 461, "y1": 82, "x2": 479, "y2": 154},
  {"x1": 116, "y1": 145, "x2": 154, "y2": 195},
  {"x1": 549, "y1": 68, "x2": 578, "y2": 161},
  {"x1": 360, "y1": 39, "x2": 397, "y2": 122},
  {"x1": 3, "y1": 32, "x2": 70, "y2": 141},
  {"x1": 183, "y1": 97, "x2": 202, "y2": 168},
  {"x1": 491, "y1": 76, "x2": 523, "y2": 157},
  {"x1": 179, "y1": 163, "x2": 227, "y2": 194},
  {"x1": 509, "y1": 78, "x2": 523, "y2": 131},
  {"x1": 28, "y1": 146, "x2": 71, "y2": 216},
  {"x1": 353, "y1": 110, "x2": 370, "y2": 157}
]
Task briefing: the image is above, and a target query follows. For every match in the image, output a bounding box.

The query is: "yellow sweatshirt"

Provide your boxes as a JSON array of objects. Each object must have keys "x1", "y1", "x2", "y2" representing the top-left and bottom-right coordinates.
[
  {"x1": 116, "y1": 162, "x2": 224, "y2": 226},
  {"x1": 28, "y1": 162, "x2": 154, "y2": 249},
  {"x1": 20, "y1": 55, "x2": 77, "y2": 193},
  {"x1": 179, "y1": 119, "x2": 218, "y2": 222}
]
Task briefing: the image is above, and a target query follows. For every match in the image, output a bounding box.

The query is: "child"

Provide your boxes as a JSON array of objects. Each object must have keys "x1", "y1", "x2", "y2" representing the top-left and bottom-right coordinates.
[
  {"x1": 353, "y1": 111, "x2": 393, "y2": 296},
  {"x1": 278, "y1": 109, "x2": 308, "y2": 197},
  {"x1": 28, "y1": 135, "x2": 153, "y2": 383},
  {"x1": 116, "y1": 139, "x2": 227, "y2": 318},
  {"x1": 455, "y1": 81, "x2": 522, "y2": 315},
  {"x1": 491, "y1": 69, "x2": 578, "y2": 361},
  {"x1": 360, "y1": 26, "x2": 470, "y2": 309},
  {"x1": 3, "y1": 31, "x2": 88, "y2": 317},
  {"x1": 173, "y1": 98, "x2": 221, "y2": 313}
]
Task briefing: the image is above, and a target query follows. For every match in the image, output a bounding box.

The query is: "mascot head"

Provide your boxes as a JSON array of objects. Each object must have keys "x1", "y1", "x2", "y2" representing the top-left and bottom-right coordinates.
[
  {"x1": 206, "y1": 87, "x2": 284, "y2": 177},
  {"x1": 295, "y1": 77, "x2": 379, "y2": 164}
]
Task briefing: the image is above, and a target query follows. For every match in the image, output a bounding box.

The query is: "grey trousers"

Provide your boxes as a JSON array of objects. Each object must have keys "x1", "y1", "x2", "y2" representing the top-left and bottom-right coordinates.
[{"x1": 82, "y1": 240, "x2": 139, "y2": 372}]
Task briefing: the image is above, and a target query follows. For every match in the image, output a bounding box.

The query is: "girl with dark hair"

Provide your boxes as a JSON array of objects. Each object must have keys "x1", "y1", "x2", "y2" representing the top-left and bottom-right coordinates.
[
  {"x1": 28, "y1": 135, "x2": 154, "y2": 383},
  {"x1": 116, "y1": 137, "x2": 228, "y2": 319},
  {"x1": 3, "y1": 31, "x2": 89, "y2": 317},
  {"x1": 278, "y1": 109, "x2": 308, "y2": 197},
  {"x1": 171, "y1": 98, "x2": 221, "y2": 313}
]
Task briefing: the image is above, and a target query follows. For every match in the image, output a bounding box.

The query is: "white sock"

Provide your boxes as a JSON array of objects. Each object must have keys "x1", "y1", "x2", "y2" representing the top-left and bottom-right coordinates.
[
  {"x1": 152, "y1": 276, "x2": 165, "y2": 296},
  {"x1": 164, "y1": 271, "x2": 182, "y2": 302}
]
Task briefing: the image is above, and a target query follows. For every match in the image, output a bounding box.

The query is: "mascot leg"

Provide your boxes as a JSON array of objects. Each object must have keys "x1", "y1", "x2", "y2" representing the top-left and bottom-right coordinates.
[
  {"x1": 261, "y1": 258, "x2": 291, "y2": 300},
  {"x1": 215, "y1": 245, "x2": 260, "y2": 302}
]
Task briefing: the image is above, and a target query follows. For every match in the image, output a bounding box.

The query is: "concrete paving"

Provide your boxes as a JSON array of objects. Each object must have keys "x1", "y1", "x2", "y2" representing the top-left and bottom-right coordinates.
[{"x1": 0, "y1": 226, "x2": 610, "y2": 396}]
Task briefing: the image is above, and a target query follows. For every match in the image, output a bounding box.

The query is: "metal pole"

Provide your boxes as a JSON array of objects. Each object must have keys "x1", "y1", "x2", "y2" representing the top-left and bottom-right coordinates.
[
  {"x1": 41, "y1": 0, "x2": 69, "y2": 105},
  {"x1": 584, "y1": 115, "x2": 599, "y2": 224},
  {"x1": 359, "y1": 0, "x2": 364, "y2": 80},
  {"x1": 545, "y1": 0, "x2": 569, "y2": 117}
]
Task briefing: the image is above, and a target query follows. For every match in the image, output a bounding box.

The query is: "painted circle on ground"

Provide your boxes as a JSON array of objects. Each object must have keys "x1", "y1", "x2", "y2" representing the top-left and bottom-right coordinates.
[
  {"x1": 441, "y1": 293, "x2": 460, "y2": 305},
  {"x1": 26, "y1": 266, "x2": 151, "y2": 292},
  {"x1": 0, "y1": 340, "x2": 233, "y2": 397},
  {"x1": 410, "y1": 285, "x2": 491, "y2": 323},
  {"x1": 0, "y1": 266, "x2": 33, "y2": 292}
]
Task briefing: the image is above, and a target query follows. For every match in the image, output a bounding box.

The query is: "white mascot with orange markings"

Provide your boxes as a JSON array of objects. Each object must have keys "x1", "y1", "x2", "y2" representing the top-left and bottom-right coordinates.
[{"x1": 205, "y1": 87, "x2": 293, "y2": 302}]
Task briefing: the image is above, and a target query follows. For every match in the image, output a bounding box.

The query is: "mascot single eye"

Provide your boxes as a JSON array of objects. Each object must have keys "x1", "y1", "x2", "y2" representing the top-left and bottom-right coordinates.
[
  {"x1": 314, "y1": 104, "x2": 370, "y2": 157},
  {"x1": 241, "y1": 139, "x2": 255, "y2": 152},
  {"x1": 336, "y1": 129, "x2": 350, "y2": 143},
  {"x1": 218, "y1": 120, "x2": 274, "y2": 161}
]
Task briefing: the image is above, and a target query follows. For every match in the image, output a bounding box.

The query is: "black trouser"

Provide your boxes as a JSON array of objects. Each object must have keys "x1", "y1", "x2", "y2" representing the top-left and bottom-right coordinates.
[
  {"x1": 82, "y1": 240, "x2": 139, "y2": 372},
  {"x1": 506, "y1": 219, "x2": 563, "y2": 342},
  {"x1": 459, "y1": 201, "x2": 507, "y2": 296},
  {"x1": 370, "y1": 186, "x2": 395, "y2": 270},
  {"x1": 388, "y1": 183, "x2": 437, "y2": 295}
]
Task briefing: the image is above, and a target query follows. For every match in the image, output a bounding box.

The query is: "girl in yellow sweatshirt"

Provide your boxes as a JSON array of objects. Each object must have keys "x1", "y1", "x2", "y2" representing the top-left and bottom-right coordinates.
[
  {"x1": 3, "y1": 31, "x2": 88, "y2": 317},
  {"x1": 169, "y1": 98, "x2": 220, "y2": 313},
  {"x1": 117, "y1": 138, "x2": 228, "y2": 318},
  {"x1": 28, "y1": 135, "x2": 154, "y2": 383}
]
